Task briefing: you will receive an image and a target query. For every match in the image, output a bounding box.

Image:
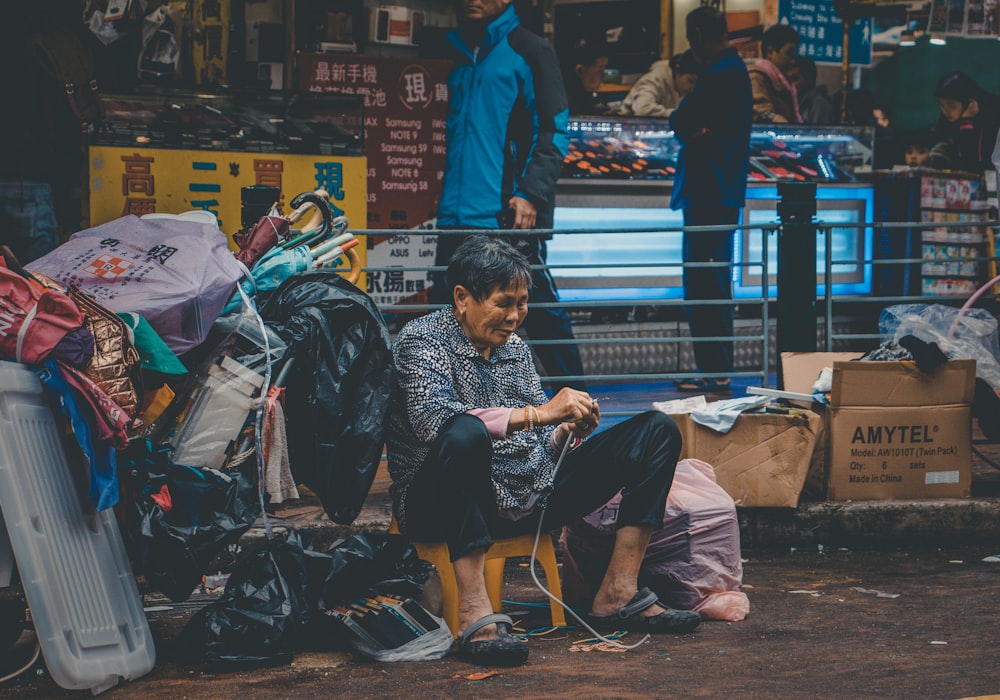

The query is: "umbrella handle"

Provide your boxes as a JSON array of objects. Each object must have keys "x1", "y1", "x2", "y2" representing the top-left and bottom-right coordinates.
[
  {"x1": 286, "y1": 188, "x2": 329, "y2": 224},
  {"x1": 289, "y1": 192, "x2": 334, "y2": 247},
  {"x1": 343, "y1": 247, "x2": 362, "y2": 285}
]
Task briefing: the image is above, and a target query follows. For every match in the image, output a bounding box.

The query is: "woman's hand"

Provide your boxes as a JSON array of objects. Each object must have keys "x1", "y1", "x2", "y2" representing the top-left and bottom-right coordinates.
[{"x1": 538, "y1": 388, "x2": 601, "y2": 439}]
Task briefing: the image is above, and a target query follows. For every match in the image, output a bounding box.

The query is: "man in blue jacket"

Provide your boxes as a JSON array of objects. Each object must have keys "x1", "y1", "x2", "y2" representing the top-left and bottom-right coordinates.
[
  {"x1": 669, "y1": 7, "x2": 752, "y2": 393},
  {"x1": 430, "y1": 0, "x2": 585, "y2": 391}
]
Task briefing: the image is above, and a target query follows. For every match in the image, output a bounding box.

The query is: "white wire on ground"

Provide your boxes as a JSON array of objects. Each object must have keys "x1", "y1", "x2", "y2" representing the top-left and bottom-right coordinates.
[
  {"x1": 0, "y1": 638, "x2": 41, "y2": 684},
  {"x1": 527, "y1": 430, "x2": 650, "y2": 651}
]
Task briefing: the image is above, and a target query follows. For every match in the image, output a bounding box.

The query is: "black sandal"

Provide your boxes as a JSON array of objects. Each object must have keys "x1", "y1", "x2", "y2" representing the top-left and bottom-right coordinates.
[
  {"x1": 456, "y1": 613, "x2": 529, "y2": 667},
  {"x1": 588, "y1": 587, "x2": 701, "y2": 635}
]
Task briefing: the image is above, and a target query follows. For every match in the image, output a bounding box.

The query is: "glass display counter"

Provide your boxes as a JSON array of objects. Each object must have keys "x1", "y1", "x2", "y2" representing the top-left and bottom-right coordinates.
[
  {"x1": 93, "y1": 88, "x2": 364, "y2": 156},
  {"x1": 551, "y1": 119, "x2": 876, "y2": 302},
  {"x1": 561, "y1": 118, "x2": 874, "y2": 183}
]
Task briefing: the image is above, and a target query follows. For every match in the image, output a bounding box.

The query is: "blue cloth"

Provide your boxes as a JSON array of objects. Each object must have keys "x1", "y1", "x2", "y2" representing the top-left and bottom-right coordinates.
[
  {"x1": 386, "y1": 309, "x2": 560, "y2": 525},
  {"x1": 437, "y1": 6, "x2": 570, "y2": 230},
  {"x1": 34, "y1": 361, "x2": 118, "y2": 511},
  {"x1": 669, "y1": 48, "x2": 752, "y2": 210},
  {"x1": 0, "y1": 180, "x2": 59, "y2": 263}
]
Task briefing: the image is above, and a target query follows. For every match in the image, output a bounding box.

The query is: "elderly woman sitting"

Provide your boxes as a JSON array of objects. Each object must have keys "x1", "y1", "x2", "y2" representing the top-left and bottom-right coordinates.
[{"x1": 386, "y1": 236, "x2": 698, "y2": 666}]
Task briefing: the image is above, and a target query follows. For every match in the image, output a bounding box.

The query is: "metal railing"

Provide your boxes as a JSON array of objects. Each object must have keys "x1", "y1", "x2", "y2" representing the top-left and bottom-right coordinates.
[{"x1": 358, "y1": 217, "x2": 999, "y2": 418}]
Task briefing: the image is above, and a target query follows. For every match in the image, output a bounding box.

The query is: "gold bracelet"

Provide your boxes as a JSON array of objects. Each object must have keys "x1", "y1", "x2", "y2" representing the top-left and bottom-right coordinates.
[
  {"x1": 524, "y1": 405, "x2": 533, "y2": 432},
  {"x1": 530, "y1": 405, "x2": 540, "y2": 429}
]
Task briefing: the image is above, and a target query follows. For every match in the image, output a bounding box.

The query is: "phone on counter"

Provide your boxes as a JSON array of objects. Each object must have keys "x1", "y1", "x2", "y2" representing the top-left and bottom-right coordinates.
[{"x1": 496, "y1": 208, "x2": 516, "y2": 230}]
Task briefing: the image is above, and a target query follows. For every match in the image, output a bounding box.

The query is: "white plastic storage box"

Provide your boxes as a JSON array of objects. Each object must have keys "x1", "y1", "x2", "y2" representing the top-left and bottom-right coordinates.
[{"x1": 0, "y1": 361, "x2": 155, "y2": 694}]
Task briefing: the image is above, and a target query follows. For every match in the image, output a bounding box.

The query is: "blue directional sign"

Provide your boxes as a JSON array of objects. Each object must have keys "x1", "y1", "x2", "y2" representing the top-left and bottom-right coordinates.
[{"x1": 777, "y1": 0, "x2": 873, "y2": 66}]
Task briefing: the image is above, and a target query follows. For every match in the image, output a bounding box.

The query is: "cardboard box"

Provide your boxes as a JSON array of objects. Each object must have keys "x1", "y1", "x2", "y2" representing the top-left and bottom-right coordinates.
[
  {"x1": 672, "y1": 410, "x2": 823, "y2": 508},
  {"x1": 781, "y1": 353, "x2": 975, "y2": 501},
  {"x1": 780, "y1": 351, "x2": 864, "y2": 499},
  {"x1": 826, "y1": 360, "x2": 975, "y2": 500}
]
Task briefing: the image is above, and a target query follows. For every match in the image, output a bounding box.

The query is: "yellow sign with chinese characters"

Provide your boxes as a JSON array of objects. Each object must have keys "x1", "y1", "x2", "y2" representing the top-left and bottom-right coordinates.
[{"x1": 89, "y1": 146, "x2": 368, "y2": 274}]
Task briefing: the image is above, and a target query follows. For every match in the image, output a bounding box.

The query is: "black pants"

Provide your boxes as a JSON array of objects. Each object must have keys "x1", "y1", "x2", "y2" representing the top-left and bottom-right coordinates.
[
  {"x1": 431, "y1": 231, "x2": 586, "y2": 391},
  {"x1": 400, "y1": 412, "x2": 682, "y2": 561},
  {"x1": 682, "y1": 207, "x2": 739, "y2": 375}
]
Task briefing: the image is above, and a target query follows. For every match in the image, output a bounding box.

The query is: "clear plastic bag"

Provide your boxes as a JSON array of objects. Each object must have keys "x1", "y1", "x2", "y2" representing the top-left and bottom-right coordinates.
[
  {"x1": 879, "y1": 303, "x2": 1000, "y2": 392},
  {"x1": 348, "y1": 615, "x2": 454, "y2": 662},
  {"x1": 168, "y1": 308, "x2": 286, "y2": 470}
]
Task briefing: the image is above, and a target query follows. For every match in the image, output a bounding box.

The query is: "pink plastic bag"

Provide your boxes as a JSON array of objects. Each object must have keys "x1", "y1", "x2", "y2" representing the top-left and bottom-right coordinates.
[
  {"x1": 561, "y1": 458, "x2": 750, "y2": 621},
  {"x1": 28, "y1": 216, "x2": 242, "y2": 354}
]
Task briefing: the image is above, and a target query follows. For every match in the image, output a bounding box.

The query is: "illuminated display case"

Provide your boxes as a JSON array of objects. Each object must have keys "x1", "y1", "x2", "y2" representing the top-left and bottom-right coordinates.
[
  {"x1": 561, "y1": 118, "x2": 875, "y2": 183},
  {"x1": 92, "y1": 88, "x2": 364, "y2": 156},
  {"x1": 551, "y1": 119, "x2": 876, "y2": 302}
]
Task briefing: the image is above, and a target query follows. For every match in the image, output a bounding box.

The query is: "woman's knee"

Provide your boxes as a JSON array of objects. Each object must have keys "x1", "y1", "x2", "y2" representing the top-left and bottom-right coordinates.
[
  {"x1": 634, "y1": 410, "x2": 682, "y2": 446},
  {"x1": 438, "y1": 413, "x2": 492, "y2": 461}
]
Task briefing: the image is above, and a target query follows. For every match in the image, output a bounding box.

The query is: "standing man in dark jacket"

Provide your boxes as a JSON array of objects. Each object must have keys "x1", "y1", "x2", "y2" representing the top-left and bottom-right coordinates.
[
  {"x1": 430, "y1": 0, "x2": 585, "y2": 391},
  {"x1": 669, "y1": 6, "x2": 752, "y2": 393}
]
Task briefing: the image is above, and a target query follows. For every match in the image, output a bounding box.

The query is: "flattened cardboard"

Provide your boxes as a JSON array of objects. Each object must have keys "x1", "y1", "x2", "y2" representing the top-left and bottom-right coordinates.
[
  {"x1": 672, "y1": 410, "x2": 823, "y2": 508},
  {"x1": 780, "y1": 352, "x2": 865, "y2": 396}
]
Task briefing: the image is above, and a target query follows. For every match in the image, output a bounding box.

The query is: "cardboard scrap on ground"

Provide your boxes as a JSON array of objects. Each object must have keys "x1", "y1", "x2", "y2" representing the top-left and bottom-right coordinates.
[
  {"x1": 852, "y1": 586, "x2": 900, "y2": 599},
  {"x1": 452, "y1": 671, "x2": 500, "y2": 680},
  {"x1": 569, "y1": 641, "x2": 628, "y2": 653}
]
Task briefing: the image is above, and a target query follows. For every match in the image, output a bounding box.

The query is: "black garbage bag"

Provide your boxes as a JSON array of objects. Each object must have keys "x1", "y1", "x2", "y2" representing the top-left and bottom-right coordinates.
[
  {"x1": 261, "y1": 271, "x2": 394, "y2": 524},
  {"x1": 193, "y1": 535, "x2": 312, "y2": 669},
  {"x1": 122, "y1": 441, "x2": 260, "y2": 602},
  {"x1": 321, "y1": 533, "x2": 431, "y2": 610}
]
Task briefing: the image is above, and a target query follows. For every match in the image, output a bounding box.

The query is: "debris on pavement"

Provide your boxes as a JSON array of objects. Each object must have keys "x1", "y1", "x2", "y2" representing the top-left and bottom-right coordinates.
[{"x1": 851, "y1": 587, "x2": 900, "y2": 599}]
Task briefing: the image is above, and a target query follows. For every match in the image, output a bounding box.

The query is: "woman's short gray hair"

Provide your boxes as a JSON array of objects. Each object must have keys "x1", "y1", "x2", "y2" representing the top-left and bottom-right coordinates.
[{"x1": 446, "y1": 235, "x2": 533, "y2": 304}]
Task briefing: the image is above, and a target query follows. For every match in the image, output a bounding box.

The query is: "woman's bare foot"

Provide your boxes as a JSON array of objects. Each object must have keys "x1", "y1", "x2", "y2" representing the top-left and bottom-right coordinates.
[
  {"x1": 458, "y1": 595, "x2": 499, "y2": 642},
  {"x1": 590, "y1": 586, "x2": 666, "y2": 619}
]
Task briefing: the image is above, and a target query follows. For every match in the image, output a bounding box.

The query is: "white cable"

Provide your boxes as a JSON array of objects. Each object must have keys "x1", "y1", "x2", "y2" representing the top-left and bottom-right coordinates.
[
  {"x1": 233, "y1": 259, "x2": 274, "y2": 541},
  {"x1": 526, "y1": 426, "x2": 650, "y2": 651},
  {"x1": 0, "y1": 637, "x2": 41, "y2": 684}
]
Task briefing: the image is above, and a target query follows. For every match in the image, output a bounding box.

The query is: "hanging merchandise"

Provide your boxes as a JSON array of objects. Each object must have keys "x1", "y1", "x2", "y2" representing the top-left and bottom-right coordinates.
[
  {"x1": 138, "y1": 5, "x2": 181, "y2": 83},
  {"x1": 261, "y1": 272, "x2": 394, "y2": 525},
  {"x1": 27, "y1": 215, "x2": 243, "y2": 354}
]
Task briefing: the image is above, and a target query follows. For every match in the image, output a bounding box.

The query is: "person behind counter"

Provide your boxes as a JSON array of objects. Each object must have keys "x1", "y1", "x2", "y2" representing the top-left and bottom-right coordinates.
[
  {"x1": 386, "y1": 235, "x2": 699, "y2": 666},
  {"x1": 746, "y1": 24, "x2": 802, "y2": 124},
  {"x1": 620, "y1": 50, "x2": 699, "y2": 118},
  {"x1": 792, "y1": 56, "x2": 833, "y2": 124},
  {"x1": 928, "y1": 71, "x2": 1000, "y2": 175},
  {"x1": 562, "y1": 38, "x2": 611, "y2": 115}
]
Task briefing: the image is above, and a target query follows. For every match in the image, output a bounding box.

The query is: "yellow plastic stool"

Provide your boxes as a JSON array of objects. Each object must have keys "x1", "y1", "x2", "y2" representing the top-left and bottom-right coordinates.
[{"x1": 389, "y1": 515, "x2": 567, "y2": 636}]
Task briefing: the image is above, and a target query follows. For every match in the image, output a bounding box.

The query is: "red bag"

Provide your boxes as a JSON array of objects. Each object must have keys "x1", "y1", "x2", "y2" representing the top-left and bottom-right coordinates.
[{"x1": 0, "y1": 263, "x2": 84, "y2": 365}]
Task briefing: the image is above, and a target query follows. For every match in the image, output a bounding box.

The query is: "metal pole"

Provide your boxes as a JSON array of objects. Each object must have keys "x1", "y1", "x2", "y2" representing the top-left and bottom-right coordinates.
[
  {"x1": 841, "y1": 19, "x2": 850, "y2": 123},
  {"x1": 776, "y1": 181, "x2": 818, "y2": 355}
]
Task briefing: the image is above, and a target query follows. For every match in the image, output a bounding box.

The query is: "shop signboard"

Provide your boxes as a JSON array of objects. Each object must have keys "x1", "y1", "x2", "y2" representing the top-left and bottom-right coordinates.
[
  {"x1": 89, "y1": 146, "x2": 367, "y2": 263},
  {"x1": 299, "y1": 53, "x2": 451, "y2": 306},
  {"x1": 778, "y1": 0, "x2": 873, "y2": 66}
]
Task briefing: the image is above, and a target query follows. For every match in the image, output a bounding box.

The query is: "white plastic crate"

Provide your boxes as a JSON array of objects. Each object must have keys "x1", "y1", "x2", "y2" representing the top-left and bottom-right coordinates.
[{"x1": 0, "y1": 361, "x2": 155, "y2": 694}]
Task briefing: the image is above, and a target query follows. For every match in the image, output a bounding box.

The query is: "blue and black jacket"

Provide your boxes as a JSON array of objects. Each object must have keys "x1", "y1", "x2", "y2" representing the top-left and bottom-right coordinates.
[
  {"x1": 438, "y1": 6, "x2": 569, "y2": 230},
  {"x1": 669, "y1": 48, "x2": 752, "y2": 210}
]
